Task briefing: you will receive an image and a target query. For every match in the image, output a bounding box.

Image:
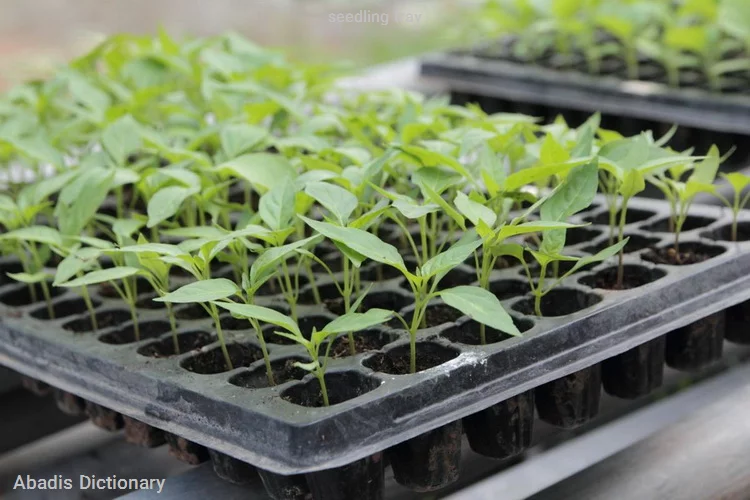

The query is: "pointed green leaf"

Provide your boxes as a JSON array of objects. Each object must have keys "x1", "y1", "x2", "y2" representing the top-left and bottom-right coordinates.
[
  {"x1": 304, "y1": 181, "x2": 358, "y2": 226},
  {"x1": 299, "y1": 216, "x2": 405, "y2": 271},
  {"x1": 154, "y1": 278, "x2": 239, "y2": 303},
  {"x1": 216, "y1": 153, "x2": 296, "y2": 192},
  {"x1": 147, "y1": 186, "x2": 199, "y2": 228},
  {"x1": 259, "y1": 182, "x2": 296, "y2": 231},
  {"x1": 58, "y1": 266, "x2": 141, "y2": 288},
  {"x1": 214, "y1": 302, "x2": 301, "y2": 336},
  {"x1": 439, "y1": 286, "x2": 521, "y2": 336},
  {"x1": 324, "y1": 309, "x2": 394, "y2": 334}
]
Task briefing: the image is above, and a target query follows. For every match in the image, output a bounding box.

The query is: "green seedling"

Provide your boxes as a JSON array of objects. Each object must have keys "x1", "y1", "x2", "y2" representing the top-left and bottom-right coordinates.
[
  {"x1": 212, "y1": 302, "x2": 393, "y2": 406},
  {"x1": 713, "y1": 172, "x2": 750, "y2": 241}
]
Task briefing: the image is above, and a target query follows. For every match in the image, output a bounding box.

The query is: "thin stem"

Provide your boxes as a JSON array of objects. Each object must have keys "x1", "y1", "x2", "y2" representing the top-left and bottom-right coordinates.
[
  {"x1": 419, "y1": 216, "x2": 428, "y2": 265},
  {"x1": 616, "y1": 198, "x2": 629, "y2": 288},
  {"x1": 208, "y1": 302, "x2": 233, "y2": 371},
  {"x1": 27, "y1": 243, "x2": 54, "y2": 319},
  {"x1": 343, "y1": 256, "x2": 356, "y2": 357},
  {"x1": 316, "y1": 369, "x2": 330, "y2": 407},
  {"x1": 534, "y1": 262, "x2": 547, "y2": 317},
  {"x1": 122, "y1": 278, "x2": 140, "y2": 341},
  {"x1": 166, "y1": 302, "x2": 179, "y2": 354},
  {"x1": 80, "y1": 285, "x2": 98, "y2": 331},
  {"x1": 251, "y1": 316, "x2": 274, "y2": 386},
  {"x1": 303, "y1": 260, "x2": 321, "y2": 304}
]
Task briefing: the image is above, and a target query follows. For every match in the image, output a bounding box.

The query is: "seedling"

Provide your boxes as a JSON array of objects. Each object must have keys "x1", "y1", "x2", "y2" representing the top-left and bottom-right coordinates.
[
  {"x1": 211, "y1": 302, "x2": 393, "y2": 406},
  {"x1": 301, "y1": 219, "x2": 521, "y2": 372},
  {"x1": 156, "y1": 278, "x2": 240, "y2": 370},
  {"x1": 647, "y1": 146, "x2": 721, "y2": 255},
  {"x1": 712, "y1": 172, "x2": 750, "y2": 241}
]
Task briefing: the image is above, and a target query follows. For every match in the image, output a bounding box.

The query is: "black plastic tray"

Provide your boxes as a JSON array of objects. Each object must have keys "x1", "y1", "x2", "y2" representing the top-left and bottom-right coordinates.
[
  {"x1": 1, "y1": 197, "x2": 750, "y2": 476},
  {"x1": 420, "y1": 47, "x2": 750, "y2": 136}
]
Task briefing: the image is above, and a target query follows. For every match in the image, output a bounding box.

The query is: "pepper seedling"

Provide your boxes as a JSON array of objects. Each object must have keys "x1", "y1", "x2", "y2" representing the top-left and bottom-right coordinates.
[
  {"x1": 211, "y1": 302, "x2": 393, "y2": 406},
  {"x1": 301, "y1": 219, "x2": 521, "y2": 372},
  {"x1": 647, "y1": 146, "x2": 721, "y2": 255},
  {"x1": 713, "y1": 172, "x2": 750, "y2": 241}
]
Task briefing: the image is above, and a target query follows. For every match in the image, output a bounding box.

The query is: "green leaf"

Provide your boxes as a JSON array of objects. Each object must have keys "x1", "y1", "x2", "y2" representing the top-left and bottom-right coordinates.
[
  {"x1": 689, "y1": 145, "x2": 720, "y2": 186},
  {"x1": 324, "y1": 309, "x2": 394, "y2": 334},
  {"x1": 392, "y1": 198, "x2": 439, "y2": 219},
  {"x1": 112, "y1": 243, "x2": 187, "y2": 257},
  {"x1": 568, "y1": 238, "x2": 629, "y2": 275},
  {"x1": 58, "y1": 266, "x2": 141, "y2": 288},
  {"x1": 7, "y1": 271, "x2": 50, "y2": 284},
  {"x1": 619, "y1": 169, "x2": 645, "y2": 199},
  {"x1": 540, "y1": 134, "x2": 570, "y2": 165},
  {"x1": 719, "y1": 0, "x2": 750, "y2": 39},
  {"x1": 299, "y1": 216, "x2": 406, "y2": 272},
  {"x1": 722, "y1": 172, "x2": 750, "y2": 196},
  {"x1": 101, "y1": 115, "x2": 142, "y2": 166},
  {"x1": 259, "y1": 182, "x2": 296, "y2": 231},
  {"x1": 454, "y1": 191, "x2": 496, "y2": 227},
  {"x1": 55, "y1": 167, "x2": 115, "y2": 236},
  {"x1": 213, "y1": 302, "x2": 301, "y2": 336},
  {"x1": 0, "y1": 226, "x2": 62, "y2": 247},
  {"x1": 540, "y1": 161, "x2": 599, "y2": 221},
  {"x1": 220, "y1": 124, "x2": 267, "y2": 158},
  {"x1": 216, "y1": 153, "x2": 296, "y2": 192},
  {"x1": 154, "y1": 278, "x2": 239, "y2": 303},
  {"x1": 439, "y1": 286, "x2": 521, "y2": 336},
  {"x1": 293, "y1": 360, "x2": 319, "y2": 372},
  {"x1": 495, "y1": 221, "x2": 582, "y2": 241},
  {"x1": 249, "y1": 235, "x2": 322, "y2": 286},
  {"x1": 147, "y1": 186, "x2": 199, "y2": 228},
  {"x1": 421, "y1": 233, "x2": 482, "y2": 280},
  {"x1": 504, "y1": 158, "x2": 592, "y2": 191},
  {"x1": 304, "y1": 181, "x2": 358, "y2": 226}
]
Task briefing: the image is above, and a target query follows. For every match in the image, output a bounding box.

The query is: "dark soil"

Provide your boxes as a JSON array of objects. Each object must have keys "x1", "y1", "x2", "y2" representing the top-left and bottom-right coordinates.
[
  {"x1": 388, "y1": 421, "x2": 462, "y2": 492},
  {"x1": 230, "y1": 358, "x2": 307, "y2": 389},
  {"x1": 535, "y1": 365, "x2": 602, "y2": 428},
  {"x1": 580, "y1": 265, "x2": 666, "y2": 290},
  {"x1": 281, "y1": 371, "x2": 381, "y2": 407},
  {"x1": 219, "y1": 314, "x2": 251, "y2": 331},
  {"x1": 705, "y1": 221, "x2": 750, "y2": 242},
  {"x1": 489, "y1": 280, "x2": 531, "y2": 301},
  {"x1": 463, "y1": 392, "x2": 534, "y2": 459},
  {"x1": 175, "y1": 303, "x2": 211, "y2": 320},
  {"x1": 643, "y1": 215, "x2": 716, "y2": 233},
  {"x1": 306, "y1": 453, "x2": 384, "y2": 500},
  {"x1": 63, "y1": 309, "x2": 132, "y2": 333},
  {"x1": 564, "y1": 227, "x2": 604, "y2": 246},
  {"x1": 135, "y1": 294, "x2": 166, "y2": 310},
  {"x1": 394, "y1": 304, "x2": 464, "y2": 330},
  {"x1": 584, "y1": 208, "x2": 656, "y2": 226},
  {"x1": 642, "y1": 243, "x2": 725, "y2": 265},
  {"x1": 138, "y1": 331, "x2": 214, "y2": 358},
  {"x1": 0, "y1": 261, "x2": 23, "y2": 285},
  {"x1": 265, "y1": 315, "x2": 330, "y2": 345},
  {"x1": 0, "y1": 283, "x2": 65, "y2": 307},
  {"x1": 98, "y1": 320, "x2": 171, "y2": 345},
  {"x1": 602, "y1": 337, "x2": 665, "y2": 399},
  {"x1": 665, "y1": 311, "x2": 726, "y2": 371},
  {"x1": 363, "y1": 343, "x2": 460, "y2": 374},
  {"x1": 97, "y1": 277, "x2": 151, "y2": 298},
  {"x1": 30, "y1": 297, "x2": 100, "y2": 320},
  {"x1": 442, "y1": 318, "x2": 532, "y2": 345},
  {"x1": 513, "y1": 288, "x2": 602, "y2": 317},
  {"x1": 181, "y1": 343, "x2": 263, "y2": 374},
  {"x1": 582, "y1": 234, "x2": 660, "y2": 255},
  {"x1": 329, "y1": 330, "x2": 398, "y2": 358}
]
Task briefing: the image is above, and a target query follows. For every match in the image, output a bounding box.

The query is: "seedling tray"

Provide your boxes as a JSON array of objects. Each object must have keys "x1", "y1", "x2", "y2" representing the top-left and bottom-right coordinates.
[
  {"x1": 1, "y1": 197, "x2": 749, "y2": 476},
  {"x1": 420, "y1": 43, "x2": 750, "y2": 139}
]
